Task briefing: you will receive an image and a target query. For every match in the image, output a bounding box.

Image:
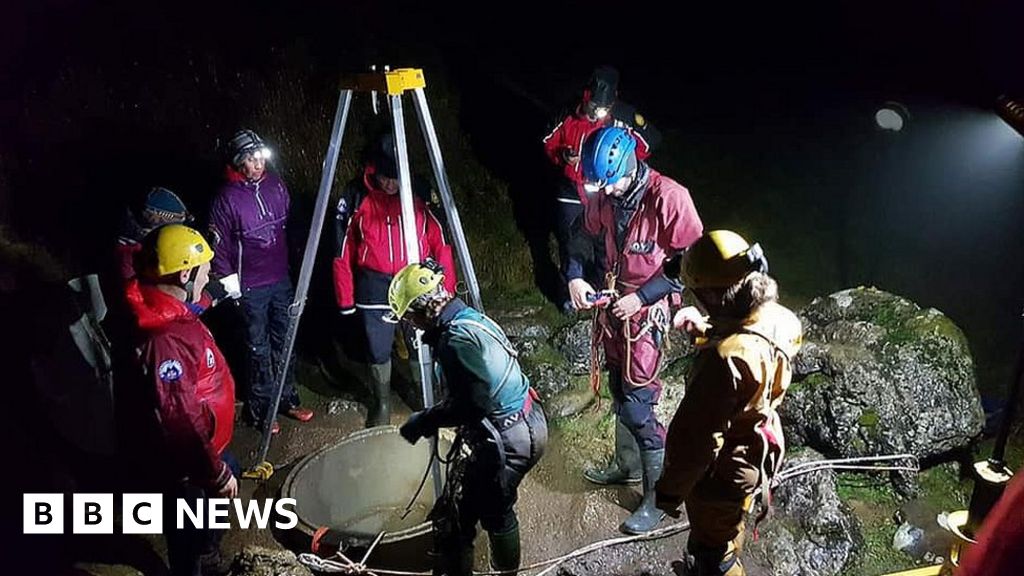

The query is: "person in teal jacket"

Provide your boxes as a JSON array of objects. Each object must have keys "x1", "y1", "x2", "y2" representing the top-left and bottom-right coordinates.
[{"x1": 390, "y1": 260, "x2": 548, "y2": 576}]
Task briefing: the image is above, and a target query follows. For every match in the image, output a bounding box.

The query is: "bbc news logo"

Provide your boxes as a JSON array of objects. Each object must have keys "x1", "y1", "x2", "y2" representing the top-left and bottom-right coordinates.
[{"x1": 24, "y1": 494, "x2": 298, "y2": 534}]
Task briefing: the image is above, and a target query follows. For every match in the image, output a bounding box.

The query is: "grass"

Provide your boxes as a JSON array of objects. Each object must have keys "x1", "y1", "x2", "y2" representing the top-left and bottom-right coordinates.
[
  {"x1": 835, "y1": 474, "x2": 912, "y2": 575},
  {"x1": 833, "y1": 433, "x2": 1024, "y2": 575}
]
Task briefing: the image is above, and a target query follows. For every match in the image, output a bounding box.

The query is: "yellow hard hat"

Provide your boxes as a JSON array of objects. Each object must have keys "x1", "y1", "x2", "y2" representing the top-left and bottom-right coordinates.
[
  {"x1": 681, "y1": 230, "x2": 768, "y2": 289},
  {"x1": 388, "y1": 260, "x2": 445, "y2": 320},
  {"x1": 147, "y1": 224, "x2": 214, "y2": 277}
]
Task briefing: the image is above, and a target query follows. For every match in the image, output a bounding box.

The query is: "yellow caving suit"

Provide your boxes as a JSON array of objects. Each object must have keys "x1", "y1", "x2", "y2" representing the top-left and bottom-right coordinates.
[{"x1": 655, "y1": 301, "x2": 802, "y2": 575}]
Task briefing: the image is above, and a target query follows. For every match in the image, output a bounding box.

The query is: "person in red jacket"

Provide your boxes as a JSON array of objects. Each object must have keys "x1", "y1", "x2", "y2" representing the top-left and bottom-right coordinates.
[
  {"x1": 569, "y1": 126, "x2": 702, "y2": 536},
  {"x1": 543, "y1": 66, "x2": 660, "y2": 314},
  {"x1": 957, "y1": 466, "x2": 1024, "y2": 575},
  {"x1": 128, "y1": 224, "x2": 238, "y2": 576},
  {"x1": 333, "y1": 134, "x2": 457, "y2": 427}
]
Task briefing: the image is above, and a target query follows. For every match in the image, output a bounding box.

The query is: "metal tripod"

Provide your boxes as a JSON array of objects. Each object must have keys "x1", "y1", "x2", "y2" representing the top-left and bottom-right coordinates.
[{"x1": 245, "y1": 69, "x2": 483, "y2": 502}]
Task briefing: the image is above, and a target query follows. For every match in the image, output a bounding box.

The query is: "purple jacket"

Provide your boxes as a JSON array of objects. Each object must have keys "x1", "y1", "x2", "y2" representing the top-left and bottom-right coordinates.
[{"x1": 209, "y1": 169, "x2": 291, "y2": 290}]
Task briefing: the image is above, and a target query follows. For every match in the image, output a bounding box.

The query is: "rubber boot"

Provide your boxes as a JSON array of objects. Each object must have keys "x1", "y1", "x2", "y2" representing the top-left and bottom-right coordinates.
[
  {"x1": 584, "y1": 419, "x2": 642, "y2": 485},
  {"x1": 620, "y1": 449, "x2": 665, "y2": 535},
  {"x1": 488, "y1": 522, "x2": 521, "y2": 575},
  {"x1": 366, "y1": 361, "x2": 391, "y2": 427}
]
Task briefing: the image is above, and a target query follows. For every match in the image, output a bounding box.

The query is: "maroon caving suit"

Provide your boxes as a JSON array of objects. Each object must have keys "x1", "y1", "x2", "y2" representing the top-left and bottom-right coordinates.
[{"x1": 583, "y1": 168, "x2": 702, "y2": 449}]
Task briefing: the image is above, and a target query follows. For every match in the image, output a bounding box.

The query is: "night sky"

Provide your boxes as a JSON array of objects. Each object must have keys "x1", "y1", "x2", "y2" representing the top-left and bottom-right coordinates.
[{"x1": 3, "y1": 0, "x2": 1023, "y2": 393}]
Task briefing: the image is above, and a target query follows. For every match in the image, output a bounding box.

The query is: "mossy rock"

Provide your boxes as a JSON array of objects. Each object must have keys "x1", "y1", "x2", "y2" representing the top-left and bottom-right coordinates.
[{"x1": 783, "y1": 288, "x2": 984, "y2": 493}]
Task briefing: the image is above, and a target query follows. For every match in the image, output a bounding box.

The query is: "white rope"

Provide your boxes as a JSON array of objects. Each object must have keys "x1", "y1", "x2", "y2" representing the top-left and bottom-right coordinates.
[
  {"x1": 773, "y1": 454, "x2": 920, "y2": 485},
  {"x1": 298, "y1": 522, "x2": 692, "y2": 576}
]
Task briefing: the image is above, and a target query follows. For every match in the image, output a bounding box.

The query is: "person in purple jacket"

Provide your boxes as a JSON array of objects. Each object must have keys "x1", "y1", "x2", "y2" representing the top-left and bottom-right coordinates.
[{"x1": 209, "y1": 129, "x2": 313, "y2": 433}]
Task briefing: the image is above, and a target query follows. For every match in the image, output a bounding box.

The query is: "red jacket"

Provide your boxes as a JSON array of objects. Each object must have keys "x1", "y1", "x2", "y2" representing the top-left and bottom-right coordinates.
[
  {"x1": 957, "y1": 466, "x2": 1024, "y2": 575},
  {"x1": 332, "y1": 166, "x2": 457, "y2": 310},
  {"x1": 126, "y1": 281, "x2": 235, "y2": 490},
  {"x1": 542, "y1": 102, "x2": 655, "y2": 200},
  {"x1": 584, "y1": 168, "x2": 703, "y2": 295}
]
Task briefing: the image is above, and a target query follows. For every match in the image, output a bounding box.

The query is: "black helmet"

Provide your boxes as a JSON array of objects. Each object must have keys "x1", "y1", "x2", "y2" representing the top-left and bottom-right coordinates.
[
  {"x1": 371, "y1": 132, "x2": 399, "y2": 179},
  {"x1": 586, "y1": 66, "x2": 619, "y2": 107},
  {"x1": 225, "y1": 129, "x2": 271, "y2": 167}
]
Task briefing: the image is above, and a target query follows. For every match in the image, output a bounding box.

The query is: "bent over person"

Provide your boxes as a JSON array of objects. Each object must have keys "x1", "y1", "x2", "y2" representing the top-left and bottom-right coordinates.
[{"x1": 391, "y1": 261, "x2": 547, "y2": 576}]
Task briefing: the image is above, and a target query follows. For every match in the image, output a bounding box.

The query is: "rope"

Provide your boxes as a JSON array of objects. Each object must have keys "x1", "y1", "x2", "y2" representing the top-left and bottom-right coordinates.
[
  {"x1": 297, "y1": 450, "x2": 919, "y2": 575},
  {"x1": 773, "y1": 454, "x2": 919, "y2": 485},
  {"x1": 298, "y1": 522, "x2": 692, "y2": 576}
]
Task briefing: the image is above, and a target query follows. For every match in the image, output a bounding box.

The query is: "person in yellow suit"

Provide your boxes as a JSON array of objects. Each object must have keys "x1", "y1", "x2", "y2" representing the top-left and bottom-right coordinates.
[{"x1": 655, "y1": 230, "x2": 803, "y2": 576}]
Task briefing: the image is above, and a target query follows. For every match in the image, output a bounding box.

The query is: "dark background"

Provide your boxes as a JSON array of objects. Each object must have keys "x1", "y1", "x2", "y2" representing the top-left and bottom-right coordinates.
[{"x1": 2, "y1": 0, "x2": 1023, "y2": 395}]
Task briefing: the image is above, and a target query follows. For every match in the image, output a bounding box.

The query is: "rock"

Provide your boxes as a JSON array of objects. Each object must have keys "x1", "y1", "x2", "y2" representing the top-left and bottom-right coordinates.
[
  {"x1": 553, "y1": 317, "x2": 594, "y2": 376},
  {"x1": 748, "y1": 450, "x2": 863, "y2": 576},
  {"x1": 527, "y1": 362, "x2": 575, "y2": 399},
  {"x1": 546, "y1": 381, "x2": 597, "y2": 418},
  {"x1": 782, "y1": 288, "x2": 984, "y2": 492},
  {"x1": 500, "y1": 317, "x2": 552, "y2": 341},
  {"x1": 892, "y1": 522, "x2": 924, "y2": 554},
  {"x1": 326, "y1": 399, "x2": 363, "y2": 415},
  {"x1": 229, "y1": 546, "x2": 313, "y2": 576}
]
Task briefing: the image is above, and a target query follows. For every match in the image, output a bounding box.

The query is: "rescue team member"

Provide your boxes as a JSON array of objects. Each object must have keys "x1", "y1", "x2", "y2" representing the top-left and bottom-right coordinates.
[
  {"x1": 655, "y1": 231, "x2": 803, "y2": 576},
  {"x1": 333, "y1": 133, "x2": 456, "y2": 427},
  {"x1": 391, "y1": 261, "x2": 547, "y2": 576},
  {"x1": 127, "y1": 224, "x2": 239, "y2": 576},
  {"x1": 568, "y1": 126, "x2": 703, "y2": 534},
  {"x1": 543, "y1": 66, "x2": 660, "y2": 314},
  {"x1": 209, "y1": 129, "x2": 313, "y2": 434}
]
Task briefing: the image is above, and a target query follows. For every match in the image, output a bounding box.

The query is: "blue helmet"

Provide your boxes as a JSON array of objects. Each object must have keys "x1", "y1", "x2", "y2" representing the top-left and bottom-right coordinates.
[{"x1": 581, "y1": 126, "x2": 638, "y2": 191}]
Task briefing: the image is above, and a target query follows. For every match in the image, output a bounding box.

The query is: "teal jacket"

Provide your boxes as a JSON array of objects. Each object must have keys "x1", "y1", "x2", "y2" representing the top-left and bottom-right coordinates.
[{"x1": 420, "y1": 299, "x2": 530, "y2": 429}]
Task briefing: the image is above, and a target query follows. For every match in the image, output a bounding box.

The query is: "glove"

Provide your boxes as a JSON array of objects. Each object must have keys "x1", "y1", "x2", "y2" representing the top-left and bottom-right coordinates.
[
  {"x1": 339, "y1": 307, "x2": 356, "y2": 316},
  {"x1": 399, "y1": 410, "x2": 434, "y2": 445},
  {"x1": 206, "y1": 278, "x2": 229, "y2": 302},
  {"x1": 655, "y1": 489, "x2": 684, "y2": 519},
  {"x1": 218, "y1": 273, "x2": 242, "y2": 299}
]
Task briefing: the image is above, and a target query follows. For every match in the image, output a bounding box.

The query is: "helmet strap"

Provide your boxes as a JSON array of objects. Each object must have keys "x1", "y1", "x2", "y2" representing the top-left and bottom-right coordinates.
[{"x1": 182, "y1": 266, "x2": 200, "y2": 303}]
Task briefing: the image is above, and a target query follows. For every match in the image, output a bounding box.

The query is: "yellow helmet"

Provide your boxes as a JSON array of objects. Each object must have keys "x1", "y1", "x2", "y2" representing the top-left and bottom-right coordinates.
[
  {"x1": 388, "y1": 260, "x2": 445, "y2": 320},
  {"x1": 146, "y1": 224, "x2": 214, "y2": 277},
  {"x1": 681, "y1": 230, "x2": 768, "y2": 289}
]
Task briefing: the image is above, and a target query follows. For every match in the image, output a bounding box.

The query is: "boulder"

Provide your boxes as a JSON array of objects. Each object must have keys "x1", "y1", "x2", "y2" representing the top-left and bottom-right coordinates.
[{"x1": 782, "y1": 288, "x2": 984, "y2": 491}]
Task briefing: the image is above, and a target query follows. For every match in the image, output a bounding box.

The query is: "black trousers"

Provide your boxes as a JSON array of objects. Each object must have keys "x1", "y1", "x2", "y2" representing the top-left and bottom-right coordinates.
[{"x1": 449, "y1": 406, "x2": 548, "y2": 547}]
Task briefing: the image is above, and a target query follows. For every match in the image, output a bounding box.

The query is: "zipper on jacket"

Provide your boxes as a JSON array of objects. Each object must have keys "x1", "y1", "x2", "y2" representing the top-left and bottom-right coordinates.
[
  {"x1": 236, "y1": 240, "x2": 244, "y2": 288},
  {"x1": 386, "y1": 216, "x2": 394, "y2": 266},
  {"x1": 254, "y1": 181, "x2": 268, "y2": 218}
]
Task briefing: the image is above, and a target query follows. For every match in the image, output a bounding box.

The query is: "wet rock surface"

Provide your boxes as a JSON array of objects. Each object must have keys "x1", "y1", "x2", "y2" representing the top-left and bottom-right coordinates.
[
  {"x1": 747, "y1": 450, "x2": 863, "y2": 576},
  {"x1": 783, "y1": 288, "x2": 984, "y2": 492}
]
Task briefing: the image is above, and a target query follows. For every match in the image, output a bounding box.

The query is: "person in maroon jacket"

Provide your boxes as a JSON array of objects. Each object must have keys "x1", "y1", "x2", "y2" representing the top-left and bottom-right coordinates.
[
  {"x1": 128, "y1": 224, "x2": 238, "y2": 576},
  {"x1": 543, "y1": 66, "x2": 661, "y2": 314},
  {"x1": 569, "y1": 126, "x2": 702, "y2": 535},
  {"x1": 332, "y1": 134, "x2": 457, "y2": 427}
]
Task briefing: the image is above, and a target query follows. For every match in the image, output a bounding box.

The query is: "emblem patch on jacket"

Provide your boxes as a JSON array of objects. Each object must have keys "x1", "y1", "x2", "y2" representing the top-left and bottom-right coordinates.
[
  {"x1": 158, "y1": 359, "x2": 184, "y2": 382},
  {"x1": 628, "y1": 240, "x2": 656, "y2": 255},
  {"x1": 205, "y1": 348, "x2": 216, "y2": 369}
]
